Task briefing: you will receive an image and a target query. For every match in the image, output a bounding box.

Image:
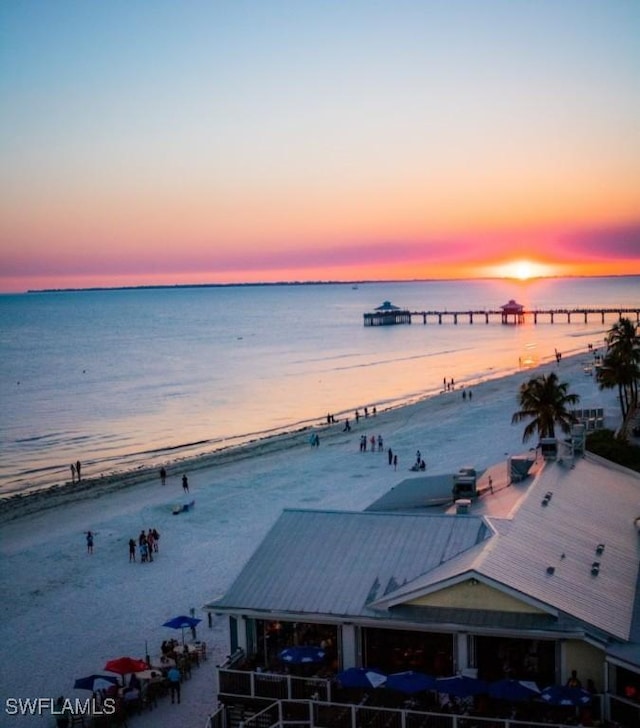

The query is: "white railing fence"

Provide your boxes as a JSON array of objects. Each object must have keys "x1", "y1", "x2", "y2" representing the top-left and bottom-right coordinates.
[{"x1": 237, "y1": 699, "x2": 596, "y2": 728}]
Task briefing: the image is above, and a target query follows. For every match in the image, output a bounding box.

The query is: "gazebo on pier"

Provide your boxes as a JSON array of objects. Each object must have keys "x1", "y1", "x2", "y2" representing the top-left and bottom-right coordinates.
[
  {"x1": 364, "y1": 301, "x2": 412, "y2": 326},
  {"x1": 500, "y1": 299, "x2": 525, "y2": 324}
]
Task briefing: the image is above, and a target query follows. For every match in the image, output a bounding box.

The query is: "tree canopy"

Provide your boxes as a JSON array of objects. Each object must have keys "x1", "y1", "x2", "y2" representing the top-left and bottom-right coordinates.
[
  {"x1": 512, "y1": 371, "x2": 580, "y2": 443},
  {"x1": 596, "y1": 317, "x2": 640, "y2": 432}
]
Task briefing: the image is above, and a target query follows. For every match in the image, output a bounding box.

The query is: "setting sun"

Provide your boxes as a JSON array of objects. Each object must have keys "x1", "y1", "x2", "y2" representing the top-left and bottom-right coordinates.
[
  {"x1": 490, "y1": 259, "x2": 557, "y2": 280},
  {"x1": 514, "y1": 260, "x2": 535, "y2": 280}
]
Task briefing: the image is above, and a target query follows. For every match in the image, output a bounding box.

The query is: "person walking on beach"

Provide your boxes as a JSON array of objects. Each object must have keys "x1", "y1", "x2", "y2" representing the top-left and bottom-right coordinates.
[
  {"x1": 128, "y1": 538, "x2": 136, "y2": 562},
  {"x1": 86, "y1": 530, "x2": 94, "y2": 554},
  {"x1": 146, "y1": 531, "x2": 154, "y2": 561},
  {"x1": 182, "y1": 474, "x2": 189, "y2": 493},
  {"x1": 70, "y1": 463, "x2": 76, "y2": 483},
  {"x1": 76, "y1": 460, "x2": 82, "y2": 481},
  {"x1": 388, "y1": 447, "x2": 393, "y2": 466},
  {"x1": 160, "y1": 467, "x2": 166, "y2": 485},
  {"x1": 152, "y1": 528, "x2": 160, "y2": 552},
  {"x1": 393, "y1": 454, "x2": 398, "y2": 470},
  {"x1": 167, "y1": 666, "x2": 181, "y2": 704}
]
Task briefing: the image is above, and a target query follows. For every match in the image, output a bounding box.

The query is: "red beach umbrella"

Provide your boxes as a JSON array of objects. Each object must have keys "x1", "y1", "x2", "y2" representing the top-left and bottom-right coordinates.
[{"x1": 104, "y1": 656, "x2": 148, "y2": 683}]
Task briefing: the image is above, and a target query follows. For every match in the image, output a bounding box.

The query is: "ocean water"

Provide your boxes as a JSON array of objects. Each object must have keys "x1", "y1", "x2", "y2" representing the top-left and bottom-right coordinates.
[{"x1": 1, "y1": 276, "x2": 638, "y2": 497}]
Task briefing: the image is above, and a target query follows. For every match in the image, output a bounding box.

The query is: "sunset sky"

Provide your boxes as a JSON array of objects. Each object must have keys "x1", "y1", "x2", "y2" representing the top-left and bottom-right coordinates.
[{"x1": 1, "y1": 1, "x2": 639, "y2": 292}]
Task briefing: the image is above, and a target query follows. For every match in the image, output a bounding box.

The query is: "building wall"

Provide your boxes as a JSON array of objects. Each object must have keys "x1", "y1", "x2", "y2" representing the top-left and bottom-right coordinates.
[
  {"x1": 409, "y1": 580, "x2": 547, "y2": 613},
  {"x1": 563, "y1": 639, "x2": 605, "y2": 692}
]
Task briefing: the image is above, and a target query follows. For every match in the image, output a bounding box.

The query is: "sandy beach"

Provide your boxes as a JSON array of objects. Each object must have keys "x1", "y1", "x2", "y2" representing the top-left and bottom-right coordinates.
[{"x1": 0, "y1": 349, "x2": 620, "y2": 727}]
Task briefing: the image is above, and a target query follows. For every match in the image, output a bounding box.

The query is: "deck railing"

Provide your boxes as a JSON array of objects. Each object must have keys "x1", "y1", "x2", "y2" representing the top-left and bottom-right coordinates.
[
  {"x1": 217, "y1": 669, "x2": 611, "y2": 728},
  {"x1": 218, "y1": 667, "x2": 332, "y2": 703},
  {"x1": 238, "y1": 699, "x2": 591, "y2": 728},
  {"x1": 609, "y1": 692, "x2": 640, "y2": 727},
  {"x1": 204, "y1": 704, "x2": 227, "y2": 728}
]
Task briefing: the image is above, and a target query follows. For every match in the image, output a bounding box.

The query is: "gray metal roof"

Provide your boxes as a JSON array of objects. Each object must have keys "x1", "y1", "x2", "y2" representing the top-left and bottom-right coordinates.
[
  {"x1": 374, "y1": 454, "x2": 640, "y2": 641},
  {"x1": 208, "y1": 509, "x2": 490, "y2": 617},
  {"x1": 208, "y1": 452, "x2": 640, "y2": 658},
  {"x1": 365, "y1": 473, "x2": 458, "y2": 511}
]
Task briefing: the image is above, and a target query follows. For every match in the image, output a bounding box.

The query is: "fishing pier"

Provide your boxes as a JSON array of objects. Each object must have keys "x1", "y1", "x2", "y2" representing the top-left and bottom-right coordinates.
[{"x1": 364, "y1": 300, "x2": 640, "y2": 326}]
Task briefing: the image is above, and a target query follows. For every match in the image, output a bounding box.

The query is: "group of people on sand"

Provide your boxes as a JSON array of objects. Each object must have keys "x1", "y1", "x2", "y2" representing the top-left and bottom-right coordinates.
[
  {"x1": 70, "y1": 460, "x2": 82, "y2": 483},
  {"x1": 354, "y1": 406, "x2": 376, "y2": 423},
  {"x1": 129, "y1": 528, "x2": 160, "y2": 562},
  {"x1": 410, "y1": 449, "x2": 427, "y2": 471},
  {"x1": 359, "y1": 434, "x2": 384, "y2": 452},
  {"x1": 159, "y1": 467, "x2": 190, "y2": 494}
]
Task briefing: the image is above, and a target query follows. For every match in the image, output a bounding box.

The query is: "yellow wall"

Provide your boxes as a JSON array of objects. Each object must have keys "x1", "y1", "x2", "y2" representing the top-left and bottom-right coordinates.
[
  {"x1": 408, "y1": 580, "x2": 546, "y2": 614},
  {"x1": 564, "y1": 640, "x2": 605, "y2": 692}
]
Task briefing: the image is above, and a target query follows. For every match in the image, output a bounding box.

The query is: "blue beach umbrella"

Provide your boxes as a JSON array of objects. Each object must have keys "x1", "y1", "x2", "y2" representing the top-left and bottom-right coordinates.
[
  {"x1": 489, "y1": 679, "x2": 540, "y2": 702},
  {"x1": 337, "y1": 667, "x2": 387, "y2": 689},
  {"x1": 74, "y1": 674, "x2": 119, "y2": 692},
  {"x1": 163, "y1": 615, "x2": 202, "y2": 644},
  {"x1": 386, "y1": 671, "x2": 437, "y2": 694},
  {"x1": 279, "y1": 645, "x2": 326, "y2": 664},
  {"x1": 540, "y1": 685, "x2": 591, "y2": 706},
  {"x1": 436, "y1": 674, "x2": 489, "y2": 697}
]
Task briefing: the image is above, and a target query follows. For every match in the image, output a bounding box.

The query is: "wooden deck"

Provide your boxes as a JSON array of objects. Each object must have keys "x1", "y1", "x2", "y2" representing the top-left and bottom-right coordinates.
[{"x1": 364, "y1": 307, "x2": 640, "y2": 326}]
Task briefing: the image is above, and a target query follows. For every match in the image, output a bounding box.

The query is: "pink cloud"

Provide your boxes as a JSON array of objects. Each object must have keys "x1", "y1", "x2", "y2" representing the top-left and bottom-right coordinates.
[{"x1": 556, "y1": 222, "x2": 640, "y2": 260}]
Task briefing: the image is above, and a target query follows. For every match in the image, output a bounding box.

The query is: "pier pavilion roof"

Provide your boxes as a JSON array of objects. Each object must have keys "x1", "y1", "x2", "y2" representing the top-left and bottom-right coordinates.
[{"x1": 500, "y1": 298, "x2": 524, "y2": 313}]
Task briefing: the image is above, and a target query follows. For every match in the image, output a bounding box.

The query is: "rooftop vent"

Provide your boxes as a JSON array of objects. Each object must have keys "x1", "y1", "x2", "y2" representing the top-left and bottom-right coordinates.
[
  {"x1": 546, "y1": 566, "x2": 555, "y2": 575},
  {"x1": 595, "y1": 543, "x2": 605, "y2": 555},
  {"x1": 539, "y1": 438, "x2": 558, "y2": 460},
  {"x1": 541, "y1": 491, "x2": 553, "y2": 506},
  {"x1": 455, "y1": 499, "x2": 471, "y2": 515},
  {"x1": 591, "y1": 561, "x2": 600, "y2": 576}
]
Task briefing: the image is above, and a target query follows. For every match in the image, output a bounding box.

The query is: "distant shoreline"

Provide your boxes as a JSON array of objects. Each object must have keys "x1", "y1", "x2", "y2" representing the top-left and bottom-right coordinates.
[{"x1": 22, "y1": 273, "x2": 636, "y2": 294}]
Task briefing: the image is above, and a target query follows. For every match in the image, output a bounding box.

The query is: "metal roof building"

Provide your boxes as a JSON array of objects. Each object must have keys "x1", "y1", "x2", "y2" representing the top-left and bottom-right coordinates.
[{"x1": 207, "y1": 452, "x2": 640, "y2": 724}]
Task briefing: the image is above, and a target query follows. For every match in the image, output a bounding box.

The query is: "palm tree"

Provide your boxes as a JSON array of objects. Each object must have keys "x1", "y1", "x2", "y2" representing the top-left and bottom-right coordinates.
[
  {"x1": 512, "y1": 372, "x2": 580, "y2": 443},
  {"x1": 597, "y1": 317, "x2": 640, "y2": 425}
]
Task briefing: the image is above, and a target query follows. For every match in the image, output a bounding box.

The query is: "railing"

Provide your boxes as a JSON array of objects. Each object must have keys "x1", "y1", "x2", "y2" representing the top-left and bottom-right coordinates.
[
  {"x1": 218, "y1": 667, "x2": 333, "y2": 703},
  {"x1": 219, "y1": 669, "x2": 615, "y2": 728},
  {"x1": 204, "y1": 703, "x2": 228, "y2": 728},
  {"x1": 609, "y1": 693, "x2": 640, "y2": 727},
  {"x1": 239, "y1": 699, "x2": 588, "y2": 728}
]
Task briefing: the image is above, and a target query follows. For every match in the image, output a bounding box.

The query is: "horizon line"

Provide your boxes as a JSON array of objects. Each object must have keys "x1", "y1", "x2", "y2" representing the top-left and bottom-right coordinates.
[{"x1": 14, "y1": 272, "x2": 640, "y2": 295}]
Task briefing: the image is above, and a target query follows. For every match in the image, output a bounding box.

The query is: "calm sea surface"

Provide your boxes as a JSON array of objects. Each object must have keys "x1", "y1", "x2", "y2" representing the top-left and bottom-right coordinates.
[{"x1": 1, "y1": 277, "x2": 638, "y2": 497}]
